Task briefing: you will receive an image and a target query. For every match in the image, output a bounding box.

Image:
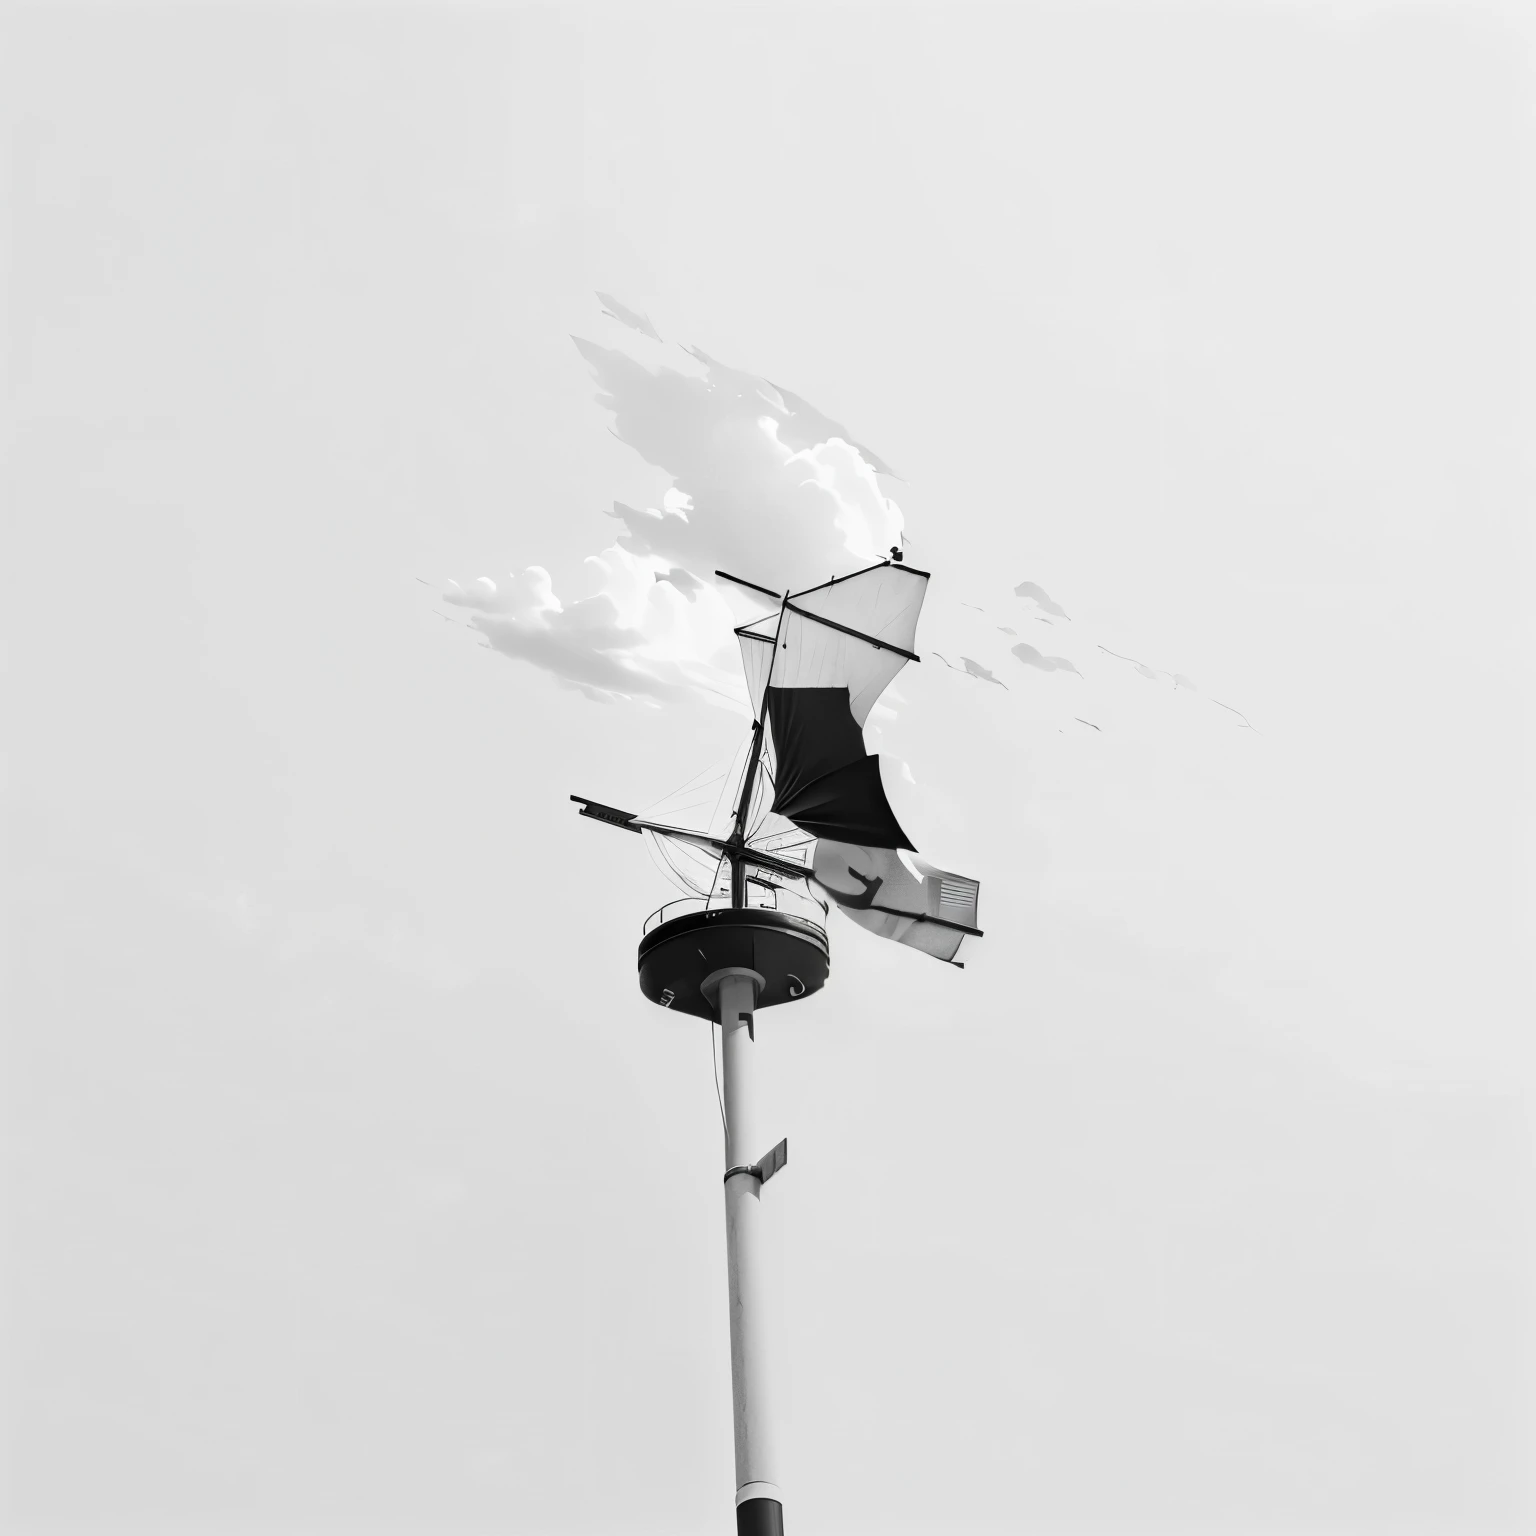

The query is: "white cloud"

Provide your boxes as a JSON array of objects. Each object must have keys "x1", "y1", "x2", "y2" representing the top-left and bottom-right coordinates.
[
  {"x1": 570, "y1": 333, "x2": 903, "y2": 594},
  {"x1": 436, "y1": 552, "x2": 747, "y2": 707},
  {"x1": 433, "y1": 305, "x2": 906, "y2": 707},
  {"x1": 433, "y1": 303, "x2": 1251, "y2": 743}
]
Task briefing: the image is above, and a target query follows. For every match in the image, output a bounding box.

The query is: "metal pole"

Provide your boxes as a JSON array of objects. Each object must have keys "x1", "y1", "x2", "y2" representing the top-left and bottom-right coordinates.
[{"x1": 711, "y1": 967, "x2": 783, "y2": 1536}]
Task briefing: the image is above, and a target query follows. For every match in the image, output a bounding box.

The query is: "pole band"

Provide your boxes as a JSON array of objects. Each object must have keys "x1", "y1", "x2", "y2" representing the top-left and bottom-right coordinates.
[
  {"x1": 734, "y1": 1481, "x2": 783, "y2": 1506},
  {"x1": 723, "y1": 1164, "x2": 762, "y2": 1184},
  {"x1": 700, "y1": 967, "x2": 766, "y2": 1011}
]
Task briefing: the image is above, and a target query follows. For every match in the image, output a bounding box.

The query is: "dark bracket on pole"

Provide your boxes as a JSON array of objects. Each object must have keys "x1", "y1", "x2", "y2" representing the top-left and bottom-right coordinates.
[
  {"x1": 724, "y1": 1138, "x2": 788, "y2": 1186},
  {"x1": 756, "y1": 1137, "x2": 788, "y2": 1184}
]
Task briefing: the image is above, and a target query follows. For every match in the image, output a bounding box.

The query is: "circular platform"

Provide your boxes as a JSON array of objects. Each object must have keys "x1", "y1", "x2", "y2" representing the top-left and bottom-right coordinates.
[{"x1": 637, "y1": 907, "x2": 830, "y2": 1020}]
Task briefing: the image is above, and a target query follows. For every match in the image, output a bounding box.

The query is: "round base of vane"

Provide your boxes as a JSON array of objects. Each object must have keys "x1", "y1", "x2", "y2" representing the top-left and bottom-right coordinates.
[{"x1": 637, "y1": 908, "x2": 829, "y2": 1019}]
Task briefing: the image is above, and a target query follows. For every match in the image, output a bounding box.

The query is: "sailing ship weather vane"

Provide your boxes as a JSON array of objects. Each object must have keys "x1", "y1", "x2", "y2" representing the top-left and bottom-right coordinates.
[{"x1": 571, "y1": 555, "x2": 981, "y2": 1536}]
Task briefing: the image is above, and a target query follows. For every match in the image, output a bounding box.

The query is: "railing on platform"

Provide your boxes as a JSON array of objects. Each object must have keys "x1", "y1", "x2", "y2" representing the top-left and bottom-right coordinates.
[{"x1": 642, "y1": 880, "x2": 828, "y2": 936}]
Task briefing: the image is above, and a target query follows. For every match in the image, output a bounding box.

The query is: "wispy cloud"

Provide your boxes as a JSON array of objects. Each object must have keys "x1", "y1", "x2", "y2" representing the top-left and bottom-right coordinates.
[
  {"x1": 432, "y1": 296, "x2": 1253, "y2": 734},
  {"x1": 1014, "y1": 581, "x2": 1070, "y2": 619},
  {"x1": 429, "y1": 296, "x2": 905, "y2": 708},
  {"x1": 570, "y1": 335, "x2": 901, "y2": 594},
  {"x1": 921, "y1": 583, "x2": 1256, "y2": 733},
  {"x1": 933, "y1": 652, "x2": 1008, "y2": 689},
  {"x1": 1011, "y1": 642, "x2": 1080, "y2": 675},
  {"x1": 434, "y1": 555, "x2": 741, "y2": 706},
  {"x1": 595, "y1": 291, "x2": 663, "y2": 342}
]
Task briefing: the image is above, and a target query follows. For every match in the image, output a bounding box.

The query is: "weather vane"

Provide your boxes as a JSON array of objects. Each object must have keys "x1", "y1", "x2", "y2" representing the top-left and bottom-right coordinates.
[{"x1": 572, "y1": 556, "x2": 980, "y2": 1536}]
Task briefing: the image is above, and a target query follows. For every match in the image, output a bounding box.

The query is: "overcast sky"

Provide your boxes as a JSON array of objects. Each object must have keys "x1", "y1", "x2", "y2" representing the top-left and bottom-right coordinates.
[{"x1": 7, "y1": 4, "x2": 1535, "y2": 1534}]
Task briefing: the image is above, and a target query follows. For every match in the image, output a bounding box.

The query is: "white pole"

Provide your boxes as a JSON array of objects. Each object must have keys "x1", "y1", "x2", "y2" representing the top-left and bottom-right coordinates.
[{"x1": 710, "y1": 966, "x2": 784, "y2": 1536}]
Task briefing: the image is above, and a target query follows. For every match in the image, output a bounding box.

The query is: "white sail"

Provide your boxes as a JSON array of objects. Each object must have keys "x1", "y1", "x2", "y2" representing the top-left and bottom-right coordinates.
[
  {"x1": 731, "y1": 559, "x2": 982, "y2": 965},
  {"x1": 811, "y1": 841, "x2": 979, "y2": 964},
  {"x1": 737, "y1": 621, "x2": 778, "y2": 718}
]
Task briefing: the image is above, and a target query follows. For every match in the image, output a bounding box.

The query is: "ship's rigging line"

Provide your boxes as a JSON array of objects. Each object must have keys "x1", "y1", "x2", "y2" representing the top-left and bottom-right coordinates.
[
  {"x1": 727, "y1": 690, "x2": 770, "y2": 845},
  {"x1": 629, "y1": 748, "x2": 846, "y2": 908},
  {"x1": 638, "y1": 746, "x2": 738, "y2": 830},
  {"x1": 709, "y1": 1018, "x2": 729, "y2": 1156},
  {"x1": 635, "y1": 590, "x2": 823, "y2": 898},
  {"x1": 707, "y1": 735, "x2": 749, "y2": 840},
  {"x1": 747, "y1": 750, "x2": 778, "y2": 842},
  {"x1": 722, "y1": 591, "x2": 790, "y2": 909},
  {"x1": 644, "y1": 829, "x2": 714, "y2": 898},
  {"x1": 638, "y1": 728, "x2": 776, "y2": 900}
]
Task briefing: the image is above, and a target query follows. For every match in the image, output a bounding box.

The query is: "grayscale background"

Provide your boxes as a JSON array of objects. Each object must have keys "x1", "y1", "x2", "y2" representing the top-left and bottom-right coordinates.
[{"x1": 7, "y1": 4, "x2": 1534, "y2": 1533}]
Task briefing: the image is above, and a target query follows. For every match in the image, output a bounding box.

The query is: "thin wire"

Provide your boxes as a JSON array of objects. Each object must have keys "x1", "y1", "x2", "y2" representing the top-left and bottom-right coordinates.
[
  {"x1": 748, "y1": 757, "x2": 776, "y2": 839},
  {"x1": 641, "y1": 758, "x2": 729, "y2": 821},
  {"x1": 644, "y1": 828, "x2": 717, "y2": 898},
  {"x1": 727, "y1": 594, "x2": 789, "y2": 841},
  {"x1": 707, "y1": 847, "x2": 730, "y2": 905},
  {"x1": 710, "y1": 1021, "x2": 729, "y2": 1156},
  {"x1": 707, "y1": 729, "x2": 754, "y2": 837}
]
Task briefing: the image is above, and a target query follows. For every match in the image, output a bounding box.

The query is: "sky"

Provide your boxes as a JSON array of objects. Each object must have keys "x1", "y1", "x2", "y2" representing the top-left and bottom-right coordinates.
[{"x1": 6, "y1": 4, "x2": 1535, "y2": 1534}]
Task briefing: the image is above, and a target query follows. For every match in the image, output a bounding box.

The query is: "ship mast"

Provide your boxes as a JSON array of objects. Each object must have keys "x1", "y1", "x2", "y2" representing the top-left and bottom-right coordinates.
[
  {"x1": 725, "y1": 718, "x2": 765, "y2": 907},
  {"x1": 725, "y1": 594, "x2": 787, "y2": 908}
]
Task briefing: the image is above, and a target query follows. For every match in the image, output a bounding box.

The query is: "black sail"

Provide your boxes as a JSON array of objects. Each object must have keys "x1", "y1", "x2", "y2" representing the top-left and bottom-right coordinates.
[{"x1": 764, "y1": 686, "x2": 914, "y2": 849}]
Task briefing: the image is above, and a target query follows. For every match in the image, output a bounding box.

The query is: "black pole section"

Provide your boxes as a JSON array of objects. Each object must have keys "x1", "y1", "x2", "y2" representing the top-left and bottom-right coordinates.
[{"x1": 737, "y1": 1496, "x2": 784, "y2": 1536}]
